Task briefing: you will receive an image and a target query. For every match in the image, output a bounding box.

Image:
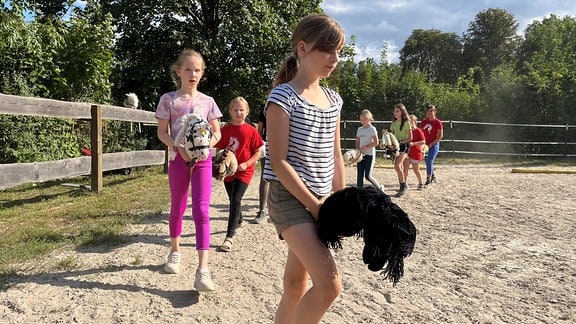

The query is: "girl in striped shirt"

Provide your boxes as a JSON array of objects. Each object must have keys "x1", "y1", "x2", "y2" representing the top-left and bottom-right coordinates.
[{"x1": 264, "y1": 14, "x2": 346, "y2": 323}]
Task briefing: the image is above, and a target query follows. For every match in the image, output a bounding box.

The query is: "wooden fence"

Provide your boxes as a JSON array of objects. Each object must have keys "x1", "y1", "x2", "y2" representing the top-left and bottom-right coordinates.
[
  {"x1": 0, "y1": 93, "x2": 166, "y2": 192},
  {"x1": 2, "y1": 93, "x2": 575, "y2": 192},
  {"x1": 341, "y1": 120, "x2": 576, "y2": 159}
]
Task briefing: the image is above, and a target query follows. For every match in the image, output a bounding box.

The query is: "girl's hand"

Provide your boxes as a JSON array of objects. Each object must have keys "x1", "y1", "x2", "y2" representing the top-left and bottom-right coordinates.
[
  {"x1": 175, "y1": 145, "x2": 191, "y2": 162},
  {"x1": 237, "y1": 162, "x2": 248, "y2": 172},
  {"x1": 309, "y1": 200, "x2": 322, "y2": 221}
]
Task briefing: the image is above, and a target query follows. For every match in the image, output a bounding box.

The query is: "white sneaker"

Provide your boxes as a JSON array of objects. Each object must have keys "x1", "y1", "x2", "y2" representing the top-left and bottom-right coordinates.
[
  {"x1": 194, "y1": 269, "x2": 215, "y2": 292},
  {"x1": 164, "y1": 251, "x2": 181, "y2": 274}
]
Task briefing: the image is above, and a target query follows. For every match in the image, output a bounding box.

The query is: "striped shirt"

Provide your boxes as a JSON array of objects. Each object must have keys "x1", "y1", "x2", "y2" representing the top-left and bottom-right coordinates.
[{"x1": 263, "y1": 84, "x2": 343, "y2": 196}]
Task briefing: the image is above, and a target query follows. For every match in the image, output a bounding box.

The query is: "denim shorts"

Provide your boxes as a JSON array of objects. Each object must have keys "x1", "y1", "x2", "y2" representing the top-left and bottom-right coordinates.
[{"x1": 268, "y1": 180, "x2": 322, "y2": 239}]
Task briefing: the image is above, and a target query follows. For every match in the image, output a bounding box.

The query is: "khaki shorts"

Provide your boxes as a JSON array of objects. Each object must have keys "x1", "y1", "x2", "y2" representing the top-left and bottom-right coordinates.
[{"x1": 268, "y1": 180, "x2": 323, "y2": 239}]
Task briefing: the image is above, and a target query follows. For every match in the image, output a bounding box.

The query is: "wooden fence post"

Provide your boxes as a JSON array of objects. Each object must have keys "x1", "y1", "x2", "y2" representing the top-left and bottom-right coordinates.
[{"x1": 91, "y1": 105, "x2": 103, "y2": 192}]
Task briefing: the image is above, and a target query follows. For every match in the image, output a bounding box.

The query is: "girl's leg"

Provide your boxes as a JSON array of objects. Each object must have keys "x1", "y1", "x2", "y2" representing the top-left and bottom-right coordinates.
[
  {"x1": 190, "y1": 157, "x2": 213, "y2": 269},
  {"x1": 394, "y1": 154, "x2": 407, "y2": 183},
  {"x1": 258, "y1": 157, "x2": 269, "y2": 212},
  {"x1": 395, "y1": 154, "x2": 409, "y2": 195},
  {"x1": 275, "y1": 223, "x2": 341, "y2": 324},
  {"x1": 364, "y1": 155, "x2": 382, "y2": 190},
  {"x1": 356, "y1": 160, "x2": 365, "y2": 188},
  {"x1": 425, "y1": 143, "x2": 440, "y2": 179},
  {"x1": 224, "y1": 179, "x2": 249, "y2": 237},
  {"x1": 168, "y1": 155, "x2": 191, "y2": 252},
  {"x1": 413, "y1": 162, "x2": 423, "y2": 185},
  {"x1": 402, "y1": 157, "x2": 411, "y2": 184}
]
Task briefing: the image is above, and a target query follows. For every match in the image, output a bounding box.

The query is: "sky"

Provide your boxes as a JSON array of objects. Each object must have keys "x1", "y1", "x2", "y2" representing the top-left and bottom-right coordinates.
[{"x1": 320, "y1": 0, "x2": 576, "y2": 63}]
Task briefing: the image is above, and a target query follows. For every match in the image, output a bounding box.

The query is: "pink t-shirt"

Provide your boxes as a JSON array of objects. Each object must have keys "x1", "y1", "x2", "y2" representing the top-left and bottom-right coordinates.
[{"x1": 155, "y1": 91, "x2": 223, "y2": 160}]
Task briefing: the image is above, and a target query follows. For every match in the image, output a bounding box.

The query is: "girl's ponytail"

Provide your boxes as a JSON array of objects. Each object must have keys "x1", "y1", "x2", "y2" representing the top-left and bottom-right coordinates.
[{"x1": 273, "y1": 54, "x2": 298, "y2": 86}]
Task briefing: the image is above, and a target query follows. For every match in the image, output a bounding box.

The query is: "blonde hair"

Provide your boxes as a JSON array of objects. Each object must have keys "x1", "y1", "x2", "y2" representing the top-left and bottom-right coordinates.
[
  {"x1": 273, "y1": 14, "x2": 345, "y2": 86},
  {"x1": 360, "y1": 109, "x2": 374, "y2": 121},
  {"x1": 408, "y1": 114, "x2": 418, "y2": 126},
  {"x1": 228, "y1": 96, "x2": 250, "y2": 114},
  {"x1": 171, "y1": 49, "x2": 205, "y2": 86}
]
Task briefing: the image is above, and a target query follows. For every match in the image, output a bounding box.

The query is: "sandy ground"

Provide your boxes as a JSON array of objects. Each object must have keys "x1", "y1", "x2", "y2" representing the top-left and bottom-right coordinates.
[{"x1": 1, "y1": 163, "x2": 575, "y2": 323}]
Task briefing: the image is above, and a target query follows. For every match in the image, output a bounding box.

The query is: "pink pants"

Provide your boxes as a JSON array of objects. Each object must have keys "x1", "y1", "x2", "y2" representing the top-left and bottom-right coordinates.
[{"x1": 168, "y1": 153, "x2": 212, "y2": 250}]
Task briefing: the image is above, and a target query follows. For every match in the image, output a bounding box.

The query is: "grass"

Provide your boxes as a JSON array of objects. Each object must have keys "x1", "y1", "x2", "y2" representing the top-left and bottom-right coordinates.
[{"x1": 0, "y1": 166, "x2": 170, "y2": 279}]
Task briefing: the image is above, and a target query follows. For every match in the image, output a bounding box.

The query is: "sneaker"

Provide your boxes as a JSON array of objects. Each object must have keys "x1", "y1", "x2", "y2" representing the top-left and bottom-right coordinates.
[
  {"x1": 194, "y1": 269, "x2": 215, "y2": 292},
  {"x1": 431, "y1": 175, "x2": 438, "y2": 184},
  {"x1": 417, "y1": 183, "x2": 424, "y2": 191},
  {"x1": 164, "y1": 251, "x2": 181, "y2": 274},
  {"x1": 252, "y1": 211, "x2": 266, "y2": 224}
]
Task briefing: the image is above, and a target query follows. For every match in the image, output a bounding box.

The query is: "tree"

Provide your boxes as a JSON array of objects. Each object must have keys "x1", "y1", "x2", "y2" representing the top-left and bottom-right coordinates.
[
  {"x1": 400, "y1": 29, "x2": 463, "y2": 84},
  {"x1": 517, "y1": 14, "x2": 576, "y2": 124},
  {"x1": 102, "y1": 0, "x2": 322, "y2": 118},
  {"x1": 462, "y1": 8, "x2": 521, "y2": 82}
]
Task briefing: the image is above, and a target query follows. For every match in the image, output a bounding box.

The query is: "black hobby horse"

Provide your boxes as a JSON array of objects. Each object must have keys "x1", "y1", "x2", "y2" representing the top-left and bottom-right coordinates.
[{"x1": 317, "y1": 186, "x2": 417, "y2": 286}]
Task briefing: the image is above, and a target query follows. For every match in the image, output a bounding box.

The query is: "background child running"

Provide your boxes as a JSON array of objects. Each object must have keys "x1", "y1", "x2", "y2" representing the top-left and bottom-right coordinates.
[
  {"x1": 355, "y1": 109, "x2": 383, "y2": 191},
  {"x1": 420, "y1": 104, "x2": 443, "y2": 187},
  {"x1": 215, "y1": 97, "x2": 263, "y2": 252},
  {"x1": 404, "y1": 114, "x2": 426, "y2": 190},
  {"x1": 155, "y1": 49, "x2": 222, "y2": 292},
  {"x1": 390, "y1": 103, "x2": 413, "y2": 196},
  {"x1": 264, "y1": 14, "x2": 346, "y2": 323}
]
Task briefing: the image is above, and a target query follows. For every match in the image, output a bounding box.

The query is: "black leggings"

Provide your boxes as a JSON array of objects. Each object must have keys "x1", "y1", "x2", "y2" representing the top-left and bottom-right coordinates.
[{"x1": 224, "y1": 178, "x2": 249, "y2": 237}]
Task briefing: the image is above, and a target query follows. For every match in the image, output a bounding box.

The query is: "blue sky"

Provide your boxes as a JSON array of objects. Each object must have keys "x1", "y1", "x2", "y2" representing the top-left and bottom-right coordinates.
[{"x1": 320, "y1": 0, "x2": 576, "y2": 62}]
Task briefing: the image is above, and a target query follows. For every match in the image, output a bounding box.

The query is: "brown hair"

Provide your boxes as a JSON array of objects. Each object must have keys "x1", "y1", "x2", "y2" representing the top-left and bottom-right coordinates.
[
  {"x1": 273, "y1": 14, "x2": 345, "y2": 86},
  {"x1": 394, "y1": 103, "x2": 410, "y2": 131}
]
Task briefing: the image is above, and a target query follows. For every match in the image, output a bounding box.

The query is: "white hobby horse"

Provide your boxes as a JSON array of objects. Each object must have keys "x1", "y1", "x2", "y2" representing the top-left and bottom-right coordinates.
[
  {"x1": 379, "y1": 129, "x2": 400, "y2": 160},
  {"x1": 343, "y1": 148, "x2": 363, "y2": 166}
]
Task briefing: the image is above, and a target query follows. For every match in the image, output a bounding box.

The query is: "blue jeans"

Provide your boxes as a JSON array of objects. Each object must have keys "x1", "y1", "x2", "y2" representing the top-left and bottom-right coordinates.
[{"x1": 425, "y1": 143, "x2": 440, "y2": 177}]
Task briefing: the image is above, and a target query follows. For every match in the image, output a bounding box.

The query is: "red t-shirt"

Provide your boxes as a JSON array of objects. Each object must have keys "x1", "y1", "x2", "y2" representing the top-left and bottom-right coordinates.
[
  {"x1": 420, "y1": 118, "x2": 443, "y2": 145},
  {"x1": 215, "y1": 122, "x2": 264, "y2": 184},
  {"x1": 408, "y1": 128, "x2": 426, "y2": 161}
]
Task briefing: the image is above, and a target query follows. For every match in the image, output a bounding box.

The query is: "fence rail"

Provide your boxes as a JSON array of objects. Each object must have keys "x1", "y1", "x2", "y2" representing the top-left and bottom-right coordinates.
[
  {"x1": 0, "y1": 93, "x2": 165, "y2": 192},
  {"x1": 2, "y1": 93, "x2": 575, "y2": 191},
  {"x1": 341, "y1": 120, "x2": 576, "y2": 158}
]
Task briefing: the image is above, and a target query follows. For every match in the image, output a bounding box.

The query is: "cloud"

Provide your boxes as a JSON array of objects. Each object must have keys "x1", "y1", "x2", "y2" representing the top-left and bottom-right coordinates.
[{"x1": 321, "y1": 0, "x2": 576, "y2": 63}]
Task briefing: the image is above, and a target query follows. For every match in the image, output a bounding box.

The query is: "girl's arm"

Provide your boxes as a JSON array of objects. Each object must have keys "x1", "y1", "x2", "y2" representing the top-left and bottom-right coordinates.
[
  {"x1": 157, "y1": 119, "x2": 174, "y2": 148},
  {"x1": 157, "y1": 118, "x2": 190, "y2": 161},
  {"x1": 431, "y1": 128, "x2": 444, "y2": 146},
  {"x1": 267, "y1": 103, "x2": 322, "y2": 220},
  {"x1": 209, "y1": 119, "x2": 221, "y2": 148},
  {"x1": 332, "y1": 114, "x2": 346, "y2": 192},
  {"x1": 237, "y1": 136, "x2": 262, "y2": 172},
  {"x1": 401, "y1": 127, "x2": 413, "y2": 144}
]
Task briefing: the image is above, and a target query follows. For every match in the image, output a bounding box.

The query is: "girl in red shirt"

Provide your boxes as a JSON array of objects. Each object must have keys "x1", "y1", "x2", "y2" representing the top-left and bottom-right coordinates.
[
  {"x1": 215, "y1": 97, "x2": 264, "y2": 252},
  {"x1": 403, "y1": 115, "x2": 427, "y2": 190}
]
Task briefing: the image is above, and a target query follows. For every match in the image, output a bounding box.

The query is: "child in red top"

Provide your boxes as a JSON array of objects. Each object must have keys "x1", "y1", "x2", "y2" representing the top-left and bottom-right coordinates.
[
  {"x1": 403, "y1": 115, "x2": 426, "y2": 190},
  {"x1": 215, "y1": 97, "x2": 264, "y2": 252}
]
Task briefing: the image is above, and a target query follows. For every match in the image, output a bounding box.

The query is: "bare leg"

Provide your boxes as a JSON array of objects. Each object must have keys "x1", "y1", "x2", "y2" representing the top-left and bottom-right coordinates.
[
  {"x1": 197, "y1": 249, "x2": 209, "y2": 269},
  {"x1": 170, "y1": 237, "x2": 180, "y2": 252},
  {"x1": 274, "y1": 223, "x2": 341, "y2": 324}
]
